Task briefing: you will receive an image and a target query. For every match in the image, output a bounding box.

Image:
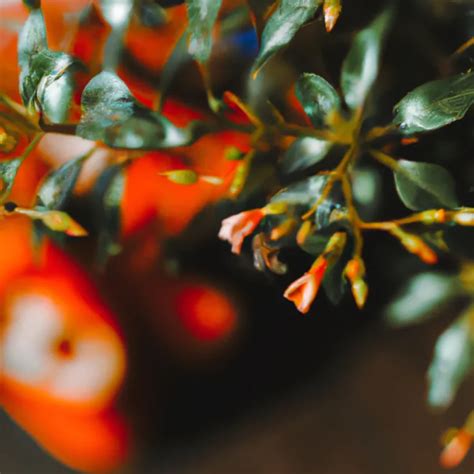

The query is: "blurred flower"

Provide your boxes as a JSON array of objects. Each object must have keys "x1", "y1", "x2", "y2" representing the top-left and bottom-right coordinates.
[
  {"x1": 440, "y1": 429, "x2": 473, "y2": 469},
  {"x1": 219, "y1": 209, "x2": 264, "y2": 254}
]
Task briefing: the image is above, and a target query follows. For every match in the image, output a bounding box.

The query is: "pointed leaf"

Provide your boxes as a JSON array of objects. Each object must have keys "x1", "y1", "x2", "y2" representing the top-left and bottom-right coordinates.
[
  {"x1": 78, "y1": 71, "x2": 194, "y2": 149},
  {"x1": 251, "y1": 0, "x2": 320, "y2": 78},
  {"x1": 36, "y1": 155, "x2": 85, "y2": 209},
  {"x1": 280, "y1": 137, "x2": 332, "y2": 174},
  {"x1": 394, "y1": 159, "x2": 459, "y2": 211},
  {"x1": 185, "y1": 0, "x2": 223, "y2": 63},
  {"x1": 385, "y1": 272, "x2": 460, "y2": 327},
  {"x1": 97, "y1": 164, "x2": 126, "y2": 265},
  {"x1": 427, "y1": 311, "x2": 474, "y2": 409},
  {"x1": 18, "y1": 9, "x2": 80, "y2": 122},
  {"x1": 295, "y1": 73, "x2": 341, "y2": 127},
  {"x1": 0, "y1": 158, "x2": 25, "y2": 203},
  {"x1": 18, "y1": 8, "x2": 47, "y2": 69},
  {"x1": 393, "y1": 71, "x2": 474, "y2": 134},
  {"x1": 340, "y1": 6, "x2": 392, "y2": 109},
  {"x1": 270, "y1": 175, "x2": 328, "y2": 207}
]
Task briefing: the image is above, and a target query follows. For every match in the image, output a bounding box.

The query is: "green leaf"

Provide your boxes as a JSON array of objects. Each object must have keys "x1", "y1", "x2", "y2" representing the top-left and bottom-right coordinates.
[
  {"x1": 427, "y1": 310, "x2": 474, "y2": 409},
  {"x1": 18, "y1": 9, "x2": 80, "y2": 122},
  {"x1": 251, "y1": 0, "x2": 320, "y2": 78},
  {"x1": 18, "y1": 8, "x2": 47, "y2": 69},
  {"x1": 23, "y1": 0, "x2": 42, "y2": 9},
  {"x1": 270, "y1": 175, "x2": 328, "y2": 207},
  {"x1": 394, "y1": 159, "x2": 459, "y2": 211},
  {"x1": 393, "y1": 71, "x2": 474, "y2": 134},
  {"x1": 280, "y1": 137, "x2": 332, "y2": 174},
  {"x1": 295, "y1": 73, "x2": 340, "y2": 127},
  {"x1": 78, "y1": 71, "x2": 195, "y2": 149},
  {"x1": 158, "y1": 31, "x2": 191, "y2": 111},
  {"x1": 98, "y1": 0, "x2": 134, "y2": 28},
  {"x1": 185, "y1": 0, "x2": 223, "y2": 63},
  {"x1": 78, "y1": 71, "x2": 135, "y2": 140},
  {"x1": 99, "y1": 0, "x2": 135, "y2": 71},
  {"x1": 385, "y1": 272, "x2": 460, "y2": 327},
  {"x1": 340, "y1": 6, "x2": 393, "y2": 109},
  {"x1": 36, "y1": 155, "x2": 85, "y2": 209},
  {"x1": 97, "y1": 164, "x2": 126, "y2": 266},
  {"x1": 0, "y1": 158, "x2": 25, "y2": 203}
]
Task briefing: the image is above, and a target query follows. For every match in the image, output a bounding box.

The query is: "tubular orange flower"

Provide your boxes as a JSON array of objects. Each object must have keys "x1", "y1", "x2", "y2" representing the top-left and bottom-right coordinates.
[
  {"x1": 284, "y1": 257, "x2": 328, "y2": 314},
  {"x1": 218, "y1": 209, "x2": 264, "y2": 254},
  {"x1": 440, "y1": 429, "x2": 473, "y2": 469}
]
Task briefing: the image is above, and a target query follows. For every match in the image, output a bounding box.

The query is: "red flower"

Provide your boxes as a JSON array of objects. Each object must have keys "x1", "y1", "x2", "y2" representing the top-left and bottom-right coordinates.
[
  {"x1": 283, "y1": 257, "x2": 328, "y2": 314},
  {"x1": 218, "y1": 209, "x2": 264, "y2": 254}
]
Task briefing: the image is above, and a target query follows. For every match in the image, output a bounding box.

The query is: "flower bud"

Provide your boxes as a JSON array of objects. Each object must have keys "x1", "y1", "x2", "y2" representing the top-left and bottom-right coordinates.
[
  {"x1": 453, "y1": 210, "x2": 474, "y2": 226},
  {"x1": 160, "y1": 169, "x2": 198, "y2": 185},
  {"x1": 390, "y1": 227, "x2": 437, "y2": 264}
]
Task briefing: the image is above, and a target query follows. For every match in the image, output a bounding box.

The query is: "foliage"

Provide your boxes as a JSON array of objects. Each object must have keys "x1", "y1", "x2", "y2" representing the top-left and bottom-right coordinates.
[{"x1": 1, "y1": 0, "x2": 474, "y2": 470}]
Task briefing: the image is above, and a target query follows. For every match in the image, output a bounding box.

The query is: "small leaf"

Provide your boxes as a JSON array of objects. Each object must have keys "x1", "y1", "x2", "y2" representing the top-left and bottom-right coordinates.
[
  {"x1": 78, "y1": 71, "x2": 135, "y2": 140},
  {"x1": 394, "y1": 159, "x2": 459, "y2": 211},
  {"x1": 160, "y1": 169, "x2": 198, "y2": 185},
  {"x1": 97, "y1": 164, "x2": 126, "y2": 266},
  {"x1": 270, "y1": 175, "x2": 328, "y2": 207},
  {"x1": 18, "y1": 8, "x2": 80, "y2": 122},
  {"x1": 98, "y1": 0, "x2": 134, "y2": 29},
  {"x1": 295, "y1": 73, "x2": 341, "y2": 127},
  {"x1": 251, "y1": 0, "x2": 320, "y2": 78},
  {"x1": 340, "y1": 6, "x2": 393, "y2": 109},
  {"x1": 78, "y1": 71, "x2": 195, "y2": 149},
  {"x1": 385, "y1": 272, "x2": 460, "y2": 327},
  {"x1": 280, "y1": 137, "x2": 332, "y2": 174},
  {"x1": 36, "y1": 155, "x2": 85, "y2": 209},
  {"x1": 0, "y1": 158, "x2": 25, "y2": 203},
  {"x1": 393, "y1": 71, "x2": 474, "y2": 134},
  {"x1": 427, "y1": 310, "x2": 474, "y2": 409},
  {"x1": 18, "y1": 8, "x2": 47, "y2": 69},
  {"x1": 158, "y1": 32, "x2": 191, "y2": 111},
  {"x1": 185, "y1": 0, "x2": 223, "y2": 63}
]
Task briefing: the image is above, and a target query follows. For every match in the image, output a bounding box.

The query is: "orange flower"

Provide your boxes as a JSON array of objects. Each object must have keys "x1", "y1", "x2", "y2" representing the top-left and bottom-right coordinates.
[
  {"x1": 440, "y1": 429, "x2": 473, "y2": 469},
  {"x1": 218, "y1": 209, "x2": 264, "y2": 254},
  {"x1": 284, "y1": 257, "x2": 328, "y2": 314}
]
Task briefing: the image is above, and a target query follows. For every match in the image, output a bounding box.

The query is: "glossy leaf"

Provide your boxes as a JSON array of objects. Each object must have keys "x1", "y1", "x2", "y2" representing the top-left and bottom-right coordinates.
[
  {"x1": 78, "y1": 72, "x2": 194, "y2": 149},
  {"x1": 18, "y1": 9, "x2": 79, "y2": 122},
  {"x1": 251, "y1": 0, "x2": 320, "y2": 78},
  {"x1": 270, "y1": 175, "x2": 328, "y2": 207},
  {"x1": 99, "y1": 0, "x2": 134, "y2": 28},
  {"x1": 295, "y1": 73, "x2": 341, "y2": 127},
  {"x1": 17, "y1": 8, "x2": 47, "y2": 69},
  {"x1": 394, "y1": 159, "x2": 459, "y2": 211},
  {"x1": 0, "y1": 158, "x2": 24, "y2": 203},
  {"x1": 385, "y1": 272, "x2": 460, "y2": 327},
  {"x1": 340, "y1": 6, "x2": 392, "y2": 109},
  {"x1": 280, "y1": 137, "x2": 332, "y2": 174},
  {"x1": 393, "y1": 71, "x2": 474, "y2": 134},
  {"x1": 185, "y1": 0, "x2": 223, "y2": 63},
  {"x1": 36, "y1": 156, "x2": 85, "y2": 209},
  {"x1": 78, "y1": 71, "x2": 135, "y2": 140},
  {"x1": 427, "y1": 311, "x2": 474, "y2": 409}
]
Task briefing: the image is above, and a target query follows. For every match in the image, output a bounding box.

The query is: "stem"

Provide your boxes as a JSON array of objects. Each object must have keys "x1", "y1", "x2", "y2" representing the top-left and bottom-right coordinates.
[{"x1": 369, "y1": 149, "x2": 400, "y2": 171}]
